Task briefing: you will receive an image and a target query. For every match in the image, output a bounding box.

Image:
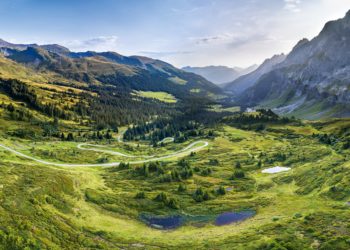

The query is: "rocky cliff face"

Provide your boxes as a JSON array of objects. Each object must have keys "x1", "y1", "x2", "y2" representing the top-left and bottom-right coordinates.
[
  {"x1": 236, "y1": 10, "x2": 350, "y2": 119},
  {"x1": 224, "y1": 54, "x2": 286, "y2": 94}
]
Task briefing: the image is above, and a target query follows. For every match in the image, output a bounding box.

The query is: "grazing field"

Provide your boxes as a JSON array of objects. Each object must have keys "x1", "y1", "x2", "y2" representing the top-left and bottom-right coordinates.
[
  {"x1": 132, "y1": 90, "x2": 177, "y2": 103},
  {"x1": 0, "y1": 114, "x2": 349, "y2": 249}
]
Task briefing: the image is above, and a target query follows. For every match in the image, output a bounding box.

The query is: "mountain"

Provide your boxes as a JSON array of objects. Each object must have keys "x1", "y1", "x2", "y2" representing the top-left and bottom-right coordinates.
[
  {"x1": 237, "y1": 64, "x2": 259, "y2": 76},
  {"x1": 0, "y1": 40, "x2": 222, "y2": 100},
  {"x1": 223, "y1": 54, "x2": 286, "y2": 94},
  {"x1": 235, "y1": 10, "x2": 350, "y2": 119},
  {"x1": 0, "y1": 39, "x2": 70, "y2": 54},
  {"x1": 0, "y1": 38, "x2": 36, "y2": 50},
  {"x1": 182, "y1": 65, "x2": 257, "y2": 85},
  {"x1": 0, "y1": 39, "x2": 224, "y2": 129}
]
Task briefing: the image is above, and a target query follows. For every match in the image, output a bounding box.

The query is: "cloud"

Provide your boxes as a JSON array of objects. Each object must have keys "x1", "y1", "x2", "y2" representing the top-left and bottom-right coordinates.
[
  {"x1": 63, "y1": 36, "x2": 118, "y2": 52},
  {"x1": 284, "y1": 0, "x2": 302, "y2": 12},
  {"x1": 191, "y1": 32, "x2": 273, "y2": 49},
  {"x1": 193, "y1": 36, "x2": 222, "y2": 45},
  {"x1": 228, "y1": 34, "x2": 273, "y2": 49},
  {"x1": 191, "y1": 33, "x2": 234, "y2": 45},
  {"x1": 138, "y1": 51, "x2": 193, "y2": 58}
]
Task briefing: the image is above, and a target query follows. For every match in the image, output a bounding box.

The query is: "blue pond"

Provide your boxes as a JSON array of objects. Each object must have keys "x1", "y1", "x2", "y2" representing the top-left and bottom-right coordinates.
[
  {"x1": 141, "y1": 210, "x2": 255, "y2": 230},
  {"x1": 215, "y1": 211, "x2": 255, "y2": 226},
  {"x1": 141, "y1": 215, "x2": 184, "y2": 230}
]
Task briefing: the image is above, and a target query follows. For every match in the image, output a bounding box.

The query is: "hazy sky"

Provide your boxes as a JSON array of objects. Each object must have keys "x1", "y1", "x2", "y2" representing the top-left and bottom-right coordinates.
[{"x1": 0, "y1": 0, "x2": 349, "y2": 67}]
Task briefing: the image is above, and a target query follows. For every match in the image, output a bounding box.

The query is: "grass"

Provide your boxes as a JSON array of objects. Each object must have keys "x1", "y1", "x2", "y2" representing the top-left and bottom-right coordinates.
[
  {"x1": 132, "y1": 90, "x2": 177, "y2": 103},
  {"x1": 168, "y1": 76, "x2": 187, "y2": 85},
  {"x1": 0, "y1": 114, "x2": 349, "y2": 249},
  {"x1": 208, "y1": 105, "x2": 241, "y2": 113}
]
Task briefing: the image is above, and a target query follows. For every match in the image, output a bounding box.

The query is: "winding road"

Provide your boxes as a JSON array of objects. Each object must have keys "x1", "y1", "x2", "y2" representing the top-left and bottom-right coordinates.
[{"x1": 0, "y1": 139, "x2": 209, "y2": 168}]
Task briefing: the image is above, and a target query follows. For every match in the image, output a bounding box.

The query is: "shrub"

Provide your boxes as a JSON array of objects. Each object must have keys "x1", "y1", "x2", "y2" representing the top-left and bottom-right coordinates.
[
  {"x1": 135, "y1": 192, "x2": 145, "y2": 199},
  {"x1": 216, "y1": 186, "x2": 226, "y2": 195},
  {"x1": 201, "y1": 168, "x2": 212, "y2": 176},
  {"x1": 166, "y1": 198, "x2": 179, "y2": 209},
  {"x1": 97, "y1": 157, "x2": 109, "y2": 163},
  {"x1": 235, "y1": 161, "x2": 242, "y2": 169},
  {"x1": 193, "y1": 187, "x2": 210, "y2": 202},
  {"x1": 154, "y1": 192, "x2": 168, "y2": 202},
  {"x1": 178, "y1": 184, "x2": 187, "y2": 192},
  {"x1": 209, "y1": 159, "x2": 219, "y2": 166},
  {"x1": 232, "y1": 170, "x2": 245, "y2": 179}
]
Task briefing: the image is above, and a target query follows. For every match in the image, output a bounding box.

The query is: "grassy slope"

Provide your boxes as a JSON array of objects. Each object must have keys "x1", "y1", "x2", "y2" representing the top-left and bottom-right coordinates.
[
  {"x1": 132, "y1": 90, "x2": 177, "y2": 103},
  {"x1": 0, "y1": 53, "x2": 348, "y2": 249},
  {"x1": 0, "y1": 105, "x2": 349, "y2": 249}
]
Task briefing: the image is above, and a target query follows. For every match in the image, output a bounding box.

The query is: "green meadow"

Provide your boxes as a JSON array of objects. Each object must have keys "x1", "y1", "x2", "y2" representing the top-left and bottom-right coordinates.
[{"x1": 0, "y1": 109, "x2": 349, "y2": 249}]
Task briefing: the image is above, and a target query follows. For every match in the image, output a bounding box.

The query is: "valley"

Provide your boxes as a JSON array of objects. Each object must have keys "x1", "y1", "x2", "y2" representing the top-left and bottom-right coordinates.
[
  {"x1": 0, "y1": 4, "x2": 350, "y2": 249},
  {"x1": 0, "y1": 136, "x2": 209, "y2": 167},
  {"x1": 0, "y1": 108, "x2": 349, "y2": 249}
]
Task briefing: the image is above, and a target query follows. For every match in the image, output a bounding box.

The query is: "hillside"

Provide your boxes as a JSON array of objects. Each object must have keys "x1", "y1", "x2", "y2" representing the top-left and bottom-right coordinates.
[
  {"x1": 235, "y1": 11, "x2": 350, "y2": 119},
  {"x1": 224, "y1": 54, "x2": 286, "y2": 94},
  {"x1": 0, "y1": 44, "x2": 222, "y2": 99},
  {"x1": 182, "y1": 65, "x2": 257, "y2": 85},
  {"x1": 1, "y1": 5, "x2": 350, "y2": 250},
  {"x1": 0, "y1": 40, "x2": 225, "y2": 129}
]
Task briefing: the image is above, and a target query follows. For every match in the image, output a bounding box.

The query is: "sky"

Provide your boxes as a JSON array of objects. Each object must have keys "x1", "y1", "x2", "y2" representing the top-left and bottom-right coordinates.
[{"x1": 0, "y1": 0, "x2": 349, "y2": 68}]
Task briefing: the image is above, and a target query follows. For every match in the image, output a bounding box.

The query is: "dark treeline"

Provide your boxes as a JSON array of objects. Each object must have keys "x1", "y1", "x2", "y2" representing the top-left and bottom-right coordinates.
[
  {"x1": 0, "y1": 78, "x2": 176, "y2": 130},
  {"x1": 87, "y1": 86, "x2": 174, "y2": 129},
  {"x1": 123, "y1": 118, "x2": 201, "y2": 144},
  {"x1": 0, "y1": 76, "x2": 223, "y2": 134},
  {"x1": 223, "y1": 109, "x2": 295, "y2": 131},
  {"x1": 0, "y1": 78, "x2": 73, "y2": 120}
]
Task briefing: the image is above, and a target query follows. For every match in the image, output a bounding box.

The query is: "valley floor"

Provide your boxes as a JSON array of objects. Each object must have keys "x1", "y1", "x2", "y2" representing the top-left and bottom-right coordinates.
[{"x1": 0, "y1": 119, "x2": 349, "y2": 249}]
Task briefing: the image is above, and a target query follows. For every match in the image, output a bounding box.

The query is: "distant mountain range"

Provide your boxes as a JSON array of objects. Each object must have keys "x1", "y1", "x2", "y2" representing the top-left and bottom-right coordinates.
[
  {"x1": 2, "y1": 10, "x2": 350, "y2": 120},
  {"x1": 223, "y1": 54, "x2": 286, "y2": 94},
  {"x1": 226, "y1": 10, "x2": 350, "y2": 119},
  {"x1": 182, "y1": 65, "x2": 257, "y2": 85},
  {"x1": 0, "y1": 40, "x2": 222, "y2": 100}
]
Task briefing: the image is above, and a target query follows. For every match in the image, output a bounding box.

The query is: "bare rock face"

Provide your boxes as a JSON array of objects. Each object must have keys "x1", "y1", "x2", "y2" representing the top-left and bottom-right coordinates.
[
  {"x1": 235, "y1": 11, "x2": 350, "y2": 119},
  {"x1": 224, "y1": 54, "x2": 286, "y2": 94}
]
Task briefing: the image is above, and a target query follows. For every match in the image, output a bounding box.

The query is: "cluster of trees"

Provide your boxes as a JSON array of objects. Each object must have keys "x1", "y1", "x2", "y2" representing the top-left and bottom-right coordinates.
[
  {"x1": 231, "y1": 170, "x2": 245, "y2": 179},
  {"x1": 313, "y1": 132, "x2": 350, "y2": 150},
  {"x1": 0, "y1": 78, "x2": 73, "y2": 120},
  {"x1": 135, "y1": 162, "x2": 165, "y2": 177},
  {"x1": 87, "y1": 87, "x2": 172, "y2": 129},
  {"x1": 153, "y1": 192, "x2": 179, "y2": 209},
  {"x1": 0, "y1": 102, "x2": 34, "y2": 122},
  {"x1": 133, "y1": 160, "x2": 196, "y2": 183},
  {"x1": 230, "y1": 161, "x2": 246, "y2": 179},
  {"x1": 223, "y1": 109, "x2": 294, "y2": 131},
  {"x1": 196, "y1": 185, "x2": 229, "y2": 199},
  {"x1": 158, "y1": 160, "x2": 194, "y2": 183},
  {"x1": 0, "y1": 230, "x2": 40, "y2": 250},
  {"x1": 193, "y1": 187, "x2": 210, "y2": 202},
  {"x1": 124, "y1": 118, "x2": 201, "y2": 144},
  {"x1": 313, "y1": 133, "x2": 337, "y2": 145},
  {"x1": 0, "y1": 78, "x2": 177, "y2": 130}
]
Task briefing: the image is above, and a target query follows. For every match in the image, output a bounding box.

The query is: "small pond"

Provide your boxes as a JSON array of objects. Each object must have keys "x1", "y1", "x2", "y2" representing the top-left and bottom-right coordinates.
[
  {"x1": 262, "y1": 166, "x2": 291, "y2": 174},
  {"x1": 215, "y1": 211, "x2": 255, "y2": 226},
  {"x1": 141, "y1": 210, "x2": 255, "y2": 230},
  {"x1": 140, "y1": 214, "x2": 184, "y2": 230}
]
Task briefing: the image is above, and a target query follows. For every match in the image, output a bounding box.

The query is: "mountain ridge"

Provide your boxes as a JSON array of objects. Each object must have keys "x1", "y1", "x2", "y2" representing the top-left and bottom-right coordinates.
[
  {"x1": 182, "y1": 64, "x2": 257, "y2": 85},
  {"x1": 223, "y1": 54, "x2": 286, "y2": 94},
  {"x1": 0, "y1": 40, "x2": 222, "y2": 100},
  {"x1": 233, "y1": 10, "x2": 350, "y2": 119}
]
